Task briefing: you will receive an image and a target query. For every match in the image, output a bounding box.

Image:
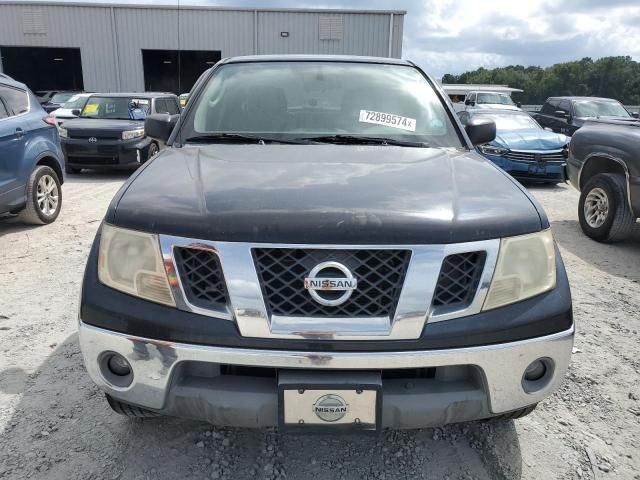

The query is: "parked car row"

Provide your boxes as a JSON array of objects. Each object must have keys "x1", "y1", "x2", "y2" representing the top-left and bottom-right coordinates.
[{"x1": 1, "y1": 74, "x2": 181, "y2": 225}]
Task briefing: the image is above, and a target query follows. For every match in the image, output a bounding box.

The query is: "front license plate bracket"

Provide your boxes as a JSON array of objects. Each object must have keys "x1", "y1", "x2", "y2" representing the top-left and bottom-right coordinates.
[{"x1": 278, "y1": 370, "x2": 382, "y2": 432}]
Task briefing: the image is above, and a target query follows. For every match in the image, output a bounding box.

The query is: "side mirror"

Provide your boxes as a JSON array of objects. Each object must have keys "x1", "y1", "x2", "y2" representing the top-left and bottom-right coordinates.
[
  {"x1": 632, "y1": 112, "x2": 639, "y2": 119},
  {"x1": 145, "y1": 113, "x2": 179, "y2": 142},
  {"x1": 465, "y1": 117, "x2": 496, "y2": 146},
  {"x1": 464, "y1": 99, "x2": 471, "y2": 106},
  {"x1": 516, "y1": 102, "x2": 522, "y2": 108},
  {"x1": 71, "y1": 109, "x2": 81, "y2": 116},
  {"x1": 554, "y1": 110, "x2": 568, "y2": 119}
]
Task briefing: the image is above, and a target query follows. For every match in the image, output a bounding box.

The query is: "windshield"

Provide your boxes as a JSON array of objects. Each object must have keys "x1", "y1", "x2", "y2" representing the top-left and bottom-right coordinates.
[
  {"x1": 474, "y1": 112, "x2": 540, "y2": 130},
  {"x1": 574, "y1": 100, "x2": 629, "y2": 118},
  {"x1": 64, "y1": 95, "x2": 89, "y2": 109},
  {"x1": 80, "y1": 96, "x2": 151, "y2": 120},
  {"x1": 51, "y1": 93, "x2": 74, "y2": 103},
  {"x1": 184, "y1": 61, "x2": 463, "y2": 147},
  {"x1": 476, "y1": 93, "x2": 515, "y2": 106}
]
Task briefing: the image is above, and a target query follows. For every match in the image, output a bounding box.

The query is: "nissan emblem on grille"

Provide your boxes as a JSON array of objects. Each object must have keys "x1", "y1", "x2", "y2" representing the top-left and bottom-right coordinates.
[
  {"x1": 304, "y1": 261, "x2": 357, "y2": 307},
  {"x1": 312, "y1": 394, "x2": 349, "y2": 422},
  {"x1": 88, "y1": 137, "x2": 97, "y2": 143}
]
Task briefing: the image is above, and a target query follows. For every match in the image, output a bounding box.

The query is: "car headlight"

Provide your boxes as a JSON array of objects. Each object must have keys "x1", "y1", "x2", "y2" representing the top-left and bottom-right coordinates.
[
  {"x1": 98, "y1": 224, "x2": 175, "y2": 306},
  {"x1": 122, "y1": 128, "x2": 145, "y2": 140},
  {"x1": 483, "y1": 230, "x2": 556, "y2": 310},
  {"x1": 58, "y1": 127, "x2": 68, "y2": 138},
  {"x1": 479, "y1": 145, "x2": 508, "y2": 155}
]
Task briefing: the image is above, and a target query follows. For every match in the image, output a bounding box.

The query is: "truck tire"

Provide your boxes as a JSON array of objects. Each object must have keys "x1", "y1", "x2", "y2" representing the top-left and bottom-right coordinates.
[
  {"x1": 105, "y1": 394, "x2": 162, "y2": 418},
  {"x1": 146, "y1": 142, "x2": 159, "y2": 162},
  {"x1": 579, "y1": 173, "x2": 636, "y2": 243},
  {"x1": 18, "y1": 165, "x2": 62, "y2": 224}
]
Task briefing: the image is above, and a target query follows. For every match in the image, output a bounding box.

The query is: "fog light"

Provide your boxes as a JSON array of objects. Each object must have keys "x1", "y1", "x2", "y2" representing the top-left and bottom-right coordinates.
[
  {"x1": 107, "y1": 354, "x2": 131, "y2": 376},
  {"x1": 524, "y1": 360, "x2": 546, "y2": 381}
]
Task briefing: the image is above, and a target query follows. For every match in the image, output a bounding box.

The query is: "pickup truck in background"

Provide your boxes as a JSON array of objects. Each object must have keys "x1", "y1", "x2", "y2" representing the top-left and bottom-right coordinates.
[
  {"x1": 532, "y1": 96, "x2": 639, "y2": 136},
  {"x1": 567, "y1": 118, "x2": 640, "y2": 242}
]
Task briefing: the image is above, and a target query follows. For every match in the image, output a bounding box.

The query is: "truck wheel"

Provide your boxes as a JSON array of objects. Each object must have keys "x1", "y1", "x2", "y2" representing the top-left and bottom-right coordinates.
[
  {"x1": 105, "y1": 394, "x2": 162, "y2": 418},
  {"x1": 579, "y1": 174, "x2": 636, "y2": 243},
  {"x1": 18, "y1": 165, "x2": 62, "y2": 224},
  {"x1": 498, "y1": 403, "x2": 538, "y2": 420}
]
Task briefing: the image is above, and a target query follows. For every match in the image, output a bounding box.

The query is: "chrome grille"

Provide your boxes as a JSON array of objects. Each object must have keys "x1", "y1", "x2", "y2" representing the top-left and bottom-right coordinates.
[
  {"x1": 503, "y1": 150, "x2": 566, "y2": 163},
  {"x1": 174, "y1": 247, "x2": 229, "y2": 310},
  {"x1": 432, "y1": 252, "x2": 486, "y2": 310},
  {"x1": 253, "y1": 248, "x2": 411, "y2": 318}
]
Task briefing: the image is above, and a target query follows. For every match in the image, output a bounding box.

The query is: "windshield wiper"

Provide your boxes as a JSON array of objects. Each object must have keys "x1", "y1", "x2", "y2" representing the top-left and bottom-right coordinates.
[
  {"x1": 184, "y1": 133, "x2": 310, "y2": 145},
  {"x1": 301, "y1": 134, "x2": 428, "y2": 147}
]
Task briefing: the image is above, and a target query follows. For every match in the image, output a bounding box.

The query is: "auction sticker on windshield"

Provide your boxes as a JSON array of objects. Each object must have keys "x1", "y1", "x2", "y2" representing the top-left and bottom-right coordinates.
[{"x1": 359, "y1": 110, "x2": 416, "y2": 132}]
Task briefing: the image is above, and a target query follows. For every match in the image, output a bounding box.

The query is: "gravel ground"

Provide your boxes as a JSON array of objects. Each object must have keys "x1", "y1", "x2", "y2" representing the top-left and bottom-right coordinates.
[{"x1": 1, "y1": 172, "x2": 639, "y2": 480}]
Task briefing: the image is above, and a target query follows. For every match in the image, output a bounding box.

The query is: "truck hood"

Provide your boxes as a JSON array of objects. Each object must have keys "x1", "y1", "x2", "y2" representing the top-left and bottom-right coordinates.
[
  {"x1": 494, "y1": 129, "x2": 569, "y2": 150},
  {"x1": 108, "y1": 145, "x2": 546, "y2": 244},
  {"x1": 62, "y1": 118, "x2": 143, "y2": 138}
]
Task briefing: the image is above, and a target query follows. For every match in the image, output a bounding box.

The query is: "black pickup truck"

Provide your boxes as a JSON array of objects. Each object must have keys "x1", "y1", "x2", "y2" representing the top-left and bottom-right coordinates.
[
  {"x1": 532, "y1": 96, "x2": 638, "y2": 136},
  {"x1": 567, "y1": 118, "x2": 640, "y2": 242},
  {"x1": 78, "y1": 55, "x2": 573, "y2": 431}
]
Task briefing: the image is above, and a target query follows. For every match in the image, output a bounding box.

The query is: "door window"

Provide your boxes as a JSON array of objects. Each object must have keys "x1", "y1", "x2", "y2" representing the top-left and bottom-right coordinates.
[
  {"x1": 0, "y1": 99, "x2": 8, "y2": 119},
  {"x1": 558, "y1": 101, "x2": 572, "y2": 116},
  {"x1": 0, "y1": 85, "x2": 29, "y2": 116},
  {"x1": 164, "y1": 98, "x2": 180, "y2": 115},
  {"x1": 154, "y1": 99, "x2": 168, "y2": 114}
]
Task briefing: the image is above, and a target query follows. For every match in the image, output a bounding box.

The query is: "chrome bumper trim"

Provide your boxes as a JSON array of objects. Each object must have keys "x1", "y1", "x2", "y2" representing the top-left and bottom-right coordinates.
[{"x1": 79, "y1": 321, "x2": 574, "y2": 414}]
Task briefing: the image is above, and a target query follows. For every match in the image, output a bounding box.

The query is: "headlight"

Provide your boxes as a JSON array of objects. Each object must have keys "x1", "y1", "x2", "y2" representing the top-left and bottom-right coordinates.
[
  {"x1": 58, "y1": 127, "x2": 68, "y2": 138},
  {"x1": 483, "y1": 230, "x2": 556, "y2": 310},
  {"x1": 122, "y1": 128, "x2": 145, "y2": 140},
  {"x1": 479, "y1": 145, "x2": 508, "y2": 155},
  {"x1": 98, "y1": 224, "x2": 175, "y2": 306}
]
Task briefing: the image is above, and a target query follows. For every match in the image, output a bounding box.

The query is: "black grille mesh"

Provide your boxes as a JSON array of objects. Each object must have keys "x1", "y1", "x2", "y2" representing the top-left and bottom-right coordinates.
[
  {"x1": 432, "y1": 252, "x2": 486, "y2": 309},
  {"x1": 174, "y1": 247, "x2": 229, "y2": 310},
  {"x1": 253, "y1": 249, "x2": 411, "y2": 318}
]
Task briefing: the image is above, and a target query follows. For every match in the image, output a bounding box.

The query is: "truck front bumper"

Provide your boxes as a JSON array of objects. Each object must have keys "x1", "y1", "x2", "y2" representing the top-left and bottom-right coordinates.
[{"x1": 79, "y1": 321, "x2": 574, "y2": 429}]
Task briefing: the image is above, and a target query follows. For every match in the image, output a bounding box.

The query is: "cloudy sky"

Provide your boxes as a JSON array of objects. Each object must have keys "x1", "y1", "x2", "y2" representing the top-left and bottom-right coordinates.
[{"x1": 54, "y1": 0, "x2": 640, "y2": 77}]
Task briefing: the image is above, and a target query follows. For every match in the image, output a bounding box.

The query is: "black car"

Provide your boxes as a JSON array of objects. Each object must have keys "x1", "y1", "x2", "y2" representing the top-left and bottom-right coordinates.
[
  {"x1": 59, "y1": 92, "x2": 180, "y2": 173},
  {"x1": 78, "y1": 55, "x2": 573, "y2": 430},
  {"x1": 532, "y1": 96, "x2": 639, "y2": 136},
  {"x1": 567, "y1": 118, "x2": 640, "y2": 242}
]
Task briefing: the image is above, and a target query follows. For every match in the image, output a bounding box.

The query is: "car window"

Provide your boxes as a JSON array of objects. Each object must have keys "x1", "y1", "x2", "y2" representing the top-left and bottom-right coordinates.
[
  {"x1": 154, "y1": 99, "x2": 168, "y2": 114},
  {"x1": 476, "y1": 93, "x2": 515, "y2": 105},
  {"x1": 81, "y1": 96, "x2": 150, "y2": 120},
  {"x1": 64, "y1": 95, "x2": 88, "y2": 109},
  {"x1": 473, "y1": 112, "x2": 540, "y2": 130},
  {"x1": 540, "y1": 99, "x2": 559, "y2": 115},
  {"x1": 0, "y1": 99, "x2": 8, "y2": 119},
  {"x1": 573, "y1": 100, "x2": 630, "y2": 118},
  {"x1": 467, "y1": 93, "x2": 476, "y2": 103},
  {"x1": 558, "y1": 101, "x2": 572, "y2": 115},
  {"x1": 51, "y1": 93, "x2": 74, "y2": 103},
  {"x1": 186, "y1": 61, "x2": 464, "y2": 148},
  {"x1": 165, "y1": 98, "x2": 180, "y2": 115},
  {"x1": 0, "y1": 85, "x2": 29, "y2": 116}
]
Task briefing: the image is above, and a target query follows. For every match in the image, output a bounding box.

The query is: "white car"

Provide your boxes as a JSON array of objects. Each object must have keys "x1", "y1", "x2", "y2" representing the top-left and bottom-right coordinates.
[
  {"x1": 51, "y1": 93, "x2": 92, "y2": 126},
  {"x1": 463, "y1": 91, "x2": 521, "y2": 111}
]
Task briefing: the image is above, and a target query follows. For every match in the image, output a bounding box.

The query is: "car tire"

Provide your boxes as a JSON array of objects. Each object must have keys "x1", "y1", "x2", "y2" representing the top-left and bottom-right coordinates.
[
  {"x1": 18, "y1": 165, "x2": 62, "y2": 225},
  {"x1": 105, "y1": 394, "x2": 162, "y2": 418},
  {"x1": 579, "y1": 173, "x2": 636, "y2": 243},
  {"x1": 146, "y1": 142, "x2": 159, "y2": 162},
  {"x1": 65, "y1": 164, "x2": 81, "y2": 174}
]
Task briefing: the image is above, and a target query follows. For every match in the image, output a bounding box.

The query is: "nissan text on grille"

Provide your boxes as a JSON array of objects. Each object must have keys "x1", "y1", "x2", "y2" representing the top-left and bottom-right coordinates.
[{"x1": 78, "y1": 55, "x2": 573, "y2": 430}]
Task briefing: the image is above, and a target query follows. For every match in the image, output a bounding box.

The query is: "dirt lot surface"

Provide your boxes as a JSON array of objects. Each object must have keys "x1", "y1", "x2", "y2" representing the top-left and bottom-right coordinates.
[{"x1": 1, "y1": 172, "x2": 639, "y2": 480}]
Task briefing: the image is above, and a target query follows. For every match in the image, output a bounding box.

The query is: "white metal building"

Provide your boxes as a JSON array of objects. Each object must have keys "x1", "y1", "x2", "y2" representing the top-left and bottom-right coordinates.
[{"x1": 0, "y1": 1, "x2": 405, "y2": 94}]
